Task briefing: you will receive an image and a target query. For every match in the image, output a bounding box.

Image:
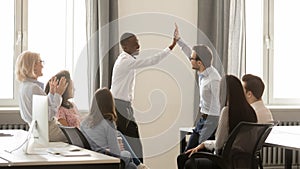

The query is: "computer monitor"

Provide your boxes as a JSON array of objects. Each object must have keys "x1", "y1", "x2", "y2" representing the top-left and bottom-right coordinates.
[{"x1": 24, "y1": 95, "x2": 49, "y2": 154}]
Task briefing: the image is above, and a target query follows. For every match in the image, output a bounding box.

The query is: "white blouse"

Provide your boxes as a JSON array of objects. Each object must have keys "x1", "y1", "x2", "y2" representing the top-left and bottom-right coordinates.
[
  {"x1": 18, "y1": 78, "x2": 62, "y2": 124},
  {"x1": 203, "y1": 106, "x2": 229, "y2": 151}
]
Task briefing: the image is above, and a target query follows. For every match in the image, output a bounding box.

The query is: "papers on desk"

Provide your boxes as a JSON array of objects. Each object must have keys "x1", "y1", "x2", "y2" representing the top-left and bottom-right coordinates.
[{"x1": 47, "y1": 147, "x2": 91, "y2": 157}]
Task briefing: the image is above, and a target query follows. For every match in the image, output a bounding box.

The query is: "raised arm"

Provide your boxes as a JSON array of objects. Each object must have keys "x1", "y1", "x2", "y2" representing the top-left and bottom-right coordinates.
[
  {"x1": 169, "y1": 24, "x2": 178, "y2": 50},
  {"x1": 174, "y1": 23, "x2": 193, "y2": 58}
]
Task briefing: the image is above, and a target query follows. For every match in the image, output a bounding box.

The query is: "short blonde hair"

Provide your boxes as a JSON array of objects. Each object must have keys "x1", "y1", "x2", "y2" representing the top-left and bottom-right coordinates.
[{"x1": 15, "y1": 51, "x2": 40, "y2": 82}]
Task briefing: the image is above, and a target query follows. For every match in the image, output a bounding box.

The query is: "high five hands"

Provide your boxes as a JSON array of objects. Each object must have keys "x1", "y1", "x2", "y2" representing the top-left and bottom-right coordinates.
[
  {"x1": 174, "y1": 23, "x2": 180, "y2": 41},
  {"x1": 169, "y1": 23, "x2": 180, "y2": 50}
]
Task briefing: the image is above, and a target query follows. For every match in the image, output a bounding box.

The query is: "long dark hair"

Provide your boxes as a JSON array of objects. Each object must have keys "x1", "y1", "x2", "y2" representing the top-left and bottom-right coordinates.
[
  {"x1": 221, "y1": 75, "x2": 257, "y2": 133},
  {"x1": 45, "y1": 70, "x2": 73, "y2": 109},
  {"x1": 82, "y1": 87, "x2": 117, "y2": 128},
  {"x1": 95, "y1": 87, "x2": 117, "y2": 122}
]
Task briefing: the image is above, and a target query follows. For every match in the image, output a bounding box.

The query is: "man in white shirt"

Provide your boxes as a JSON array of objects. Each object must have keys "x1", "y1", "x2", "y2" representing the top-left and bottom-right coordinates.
[
  {"x1": 175, "y1": 26, "x2": 221, "y2": 152},
  {"x1": 242, "y1": 74, "x2": 273, "y2": 123},
  {"x1": 175, "y1": 27, "x2": 221, "y2": 169},
  {"x1": 110, "y1": 32, "x2": 177, "y2": 163}
]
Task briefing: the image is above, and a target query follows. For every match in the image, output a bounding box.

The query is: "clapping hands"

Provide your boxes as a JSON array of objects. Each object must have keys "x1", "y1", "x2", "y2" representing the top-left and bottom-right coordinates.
[{"x1": 49, "y1": 76, "x2": 68, "y2": 96}]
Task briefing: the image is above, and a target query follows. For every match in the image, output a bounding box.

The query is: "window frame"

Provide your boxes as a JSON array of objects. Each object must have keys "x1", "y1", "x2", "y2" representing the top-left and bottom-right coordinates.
[
  {"x1": 0, "y1": 0, "x2": 23, "y2": 107},
  {"x1": 266, "y1": 0, "x2": 300, "y2": 105},
  {"x1": 246, "y1": 0, "x2": 300, "y2": 106}
]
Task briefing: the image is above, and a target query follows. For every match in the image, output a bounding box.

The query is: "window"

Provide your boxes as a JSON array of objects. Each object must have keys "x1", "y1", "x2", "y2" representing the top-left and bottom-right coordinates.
[
  {"x1": 245, "y1": 0, "x2": 300, "y2": 105},
  {"x1": 245, "y1": 0, "x2": 264, "y2": 77},
  {"x1": 0, "y1": 0, "x2": 15, "y2": 101},
  {"x1": 0, "y1": 0, "x2": 87, "y2": 109},
  {"x1": 271, "y1": 0, "x2": 300, "y2": 104},
  {"x1": 27, "y1": 0, "x2": 68, "y2": 83}
]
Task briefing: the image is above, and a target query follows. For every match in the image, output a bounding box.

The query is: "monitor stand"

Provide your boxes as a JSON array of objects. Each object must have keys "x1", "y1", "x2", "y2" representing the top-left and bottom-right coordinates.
[{"x1": 23, "y1": 121, "x2": 48, "y2": 155}]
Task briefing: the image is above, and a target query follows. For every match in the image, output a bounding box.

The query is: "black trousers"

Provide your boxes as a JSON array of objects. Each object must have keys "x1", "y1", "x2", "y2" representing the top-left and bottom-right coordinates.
[
  {"x1": 177, "y1": 149, "x2": 217, "y2": 169},
  {"x1": 177, "y1": 152, "x2": 191, "y2": 169},
  {"x1": 185, "y1": 157, "x2": 220, "y2": 169},
  {"x1": 115, "y1": 99, "x2": 143, "y2": 163},
  {"x1": 177, "y1": 152, "x2": 220, "y2": 169}
]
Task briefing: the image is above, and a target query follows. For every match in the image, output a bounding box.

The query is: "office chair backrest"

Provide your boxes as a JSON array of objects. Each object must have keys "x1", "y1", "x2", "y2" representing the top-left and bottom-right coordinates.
[
  {"x1": 221, "y1": 122, "x2": 274, "y2": 169},
  {"x1": 59, "y1": 125, "x2": 91, "y2": 150}
]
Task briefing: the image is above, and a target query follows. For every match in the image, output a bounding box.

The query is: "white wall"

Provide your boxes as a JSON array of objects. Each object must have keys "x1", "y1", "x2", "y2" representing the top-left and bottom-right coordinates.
[{"x1": 118, "y1": 0, "x2": 198, "y2": 168}]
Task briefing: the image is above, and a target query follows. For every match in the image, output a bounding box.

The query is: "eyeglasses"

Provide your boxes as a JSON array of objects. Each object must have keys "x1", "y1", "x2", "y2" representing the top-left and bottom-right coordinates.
[
  {"x1": 38, "y1": 60, "x2": 45, "y2": 66},
  {"x1": 189, "y1": 57, "x2": 198, "y2": 61}
]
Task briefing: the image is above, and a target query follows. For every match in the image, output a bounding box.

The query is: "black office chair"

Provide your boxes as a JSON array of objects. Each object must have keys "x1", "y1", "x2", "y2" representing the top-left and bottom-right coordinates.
[
  {"x1": 189, "y1": 122, "x2": 276, "y2": 169},
  {"x1": 58, "y1": 125, "x2": 91, "y2": 150},
  {"x1": 59, "y1": 125, "x2": 125, "y2": 169}
]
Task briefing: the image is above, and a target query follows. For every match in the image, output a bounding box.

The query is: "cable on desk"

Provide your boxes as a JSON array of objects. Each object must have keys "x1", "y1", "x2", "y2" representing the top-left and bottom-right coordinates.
[{"x1": 4, "y1": 137, "x2": 29, "y2": 154}]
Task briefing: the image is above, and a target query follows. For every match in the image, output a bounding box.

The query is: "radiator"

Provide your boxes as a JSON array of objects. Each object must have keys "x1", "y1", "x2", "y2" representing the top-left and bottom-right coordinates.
[
  {"x1": 262, "y1": 121, "x2": 300, "y2": 168},
  {"x1": 0, "y1": 123, "x2": 28, "y2": 130}
]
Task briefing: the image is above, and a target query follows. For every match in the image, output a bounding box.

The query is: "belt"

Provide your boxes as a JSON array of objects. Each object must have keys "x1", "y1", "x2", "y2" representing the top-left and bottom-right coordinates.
[{"x1": 201, "y1": 113, "x2": 208, "y2": 120}]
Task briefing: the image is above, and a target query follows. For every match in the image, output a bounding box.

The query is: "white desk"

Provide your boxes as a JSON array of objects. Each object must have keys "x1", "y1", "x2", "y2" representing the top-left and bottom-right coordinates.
[
  {"x1": 265, "y1": 126, "x2": 300, "y2": 169},
  {"x1": 0, "y1": 130, "x2": 120, "y2": 169},
  {"x1": 0, "y1": 158, "x2": 9, "y2": 166}
]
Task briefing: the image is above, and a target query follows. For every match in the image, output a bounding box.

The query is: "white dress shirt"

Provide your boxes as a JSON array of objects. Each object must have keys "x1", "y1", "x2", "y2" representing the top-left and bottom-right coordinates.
[
  {"x1": 177, "y1": 38, "x2": 221, "y2": 116},
  {"x1": 198, "y1": 67, "x2": 221, "y2": 116},
  {"x1": 111, "y1": 48, "x2": 171, "y2": 102},
  {"x1": 18, "y1": 78, "x2": 62, "y2": 124}
]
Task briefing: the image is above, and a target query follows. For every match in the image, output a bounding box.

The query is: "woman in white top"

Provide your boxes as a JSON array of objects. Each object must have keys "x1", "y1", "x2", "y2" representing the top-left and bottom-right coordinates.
[
  {"x1": 15, "y1": 51, "x2": 68, "y2": 142},
  {"x1": 183, "y1": 75, "x2": 257, "y2": 169}
]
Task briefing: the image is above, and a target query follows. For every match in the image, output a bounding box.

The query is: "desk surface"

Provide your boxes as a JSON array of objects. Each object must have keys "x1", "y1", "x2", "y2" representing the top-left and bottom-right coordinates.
[
  {"x1": 0, "y1": 130, "x2": 119, "y2": 167},
  {"x1": 0, "y1": 157, "x2": 8, "y2": 166},
  {"x1": 264, "y1": 126, "x2": 300, "y2": 169},
  {"x1": 265, "y1": 126, "x2": 300, "y2": 150}
]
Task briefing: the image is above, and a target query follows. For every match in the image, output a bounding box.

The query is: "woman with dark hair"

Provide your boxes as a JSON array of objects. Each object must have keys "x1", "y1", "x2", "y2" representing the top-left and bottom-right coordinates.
[
  {"x1": 80, "y1": 88, "x2": 149, "y2": 169},
  {"x1": 182, "y1": 75, "x2": 257, "y2": 169},
  {"x1": 45, "y1": 70, "x2": 81, "y2": 128}
]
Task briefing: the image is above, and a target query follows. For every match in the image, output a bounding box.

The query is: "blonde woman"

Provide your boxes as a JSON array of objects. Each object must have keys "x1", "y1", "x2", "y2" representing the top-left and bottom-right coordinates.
[{"x1": 15, "y1": 50, "x2": 68, "y2": 142}]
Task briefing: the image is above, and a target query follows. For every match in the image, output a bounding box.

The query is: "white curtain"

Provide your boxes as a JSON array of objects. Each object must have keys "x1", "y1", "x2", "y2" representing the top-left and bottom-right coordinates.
[{"x1": 227, "y1": 0, "x2": 246, "y2": 78}]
